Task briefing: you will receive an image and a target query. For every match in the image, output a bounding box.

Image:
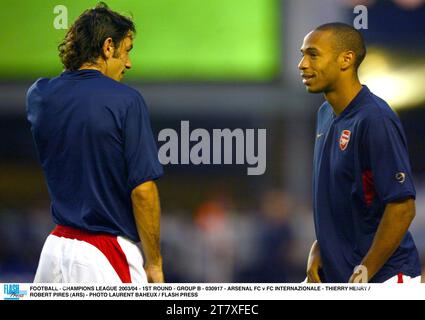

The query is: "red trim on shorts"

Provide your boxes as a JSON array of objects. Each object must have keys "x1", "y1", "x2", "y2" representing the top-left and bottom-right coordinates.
[
  {"x1": 397, "y1": 272, "x2": 404, "y2": 283},
  {"x1": 52, "y1": 225, "x2": 131, "y2": 283}
]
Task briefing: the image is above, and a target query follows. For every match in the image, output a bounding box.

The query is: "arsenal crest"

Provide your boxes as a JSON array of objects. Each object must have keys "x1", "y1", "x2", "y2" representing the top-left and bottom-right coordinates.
[{"x1": 339, "y1": 130, "x2": 351, "y2": 151}]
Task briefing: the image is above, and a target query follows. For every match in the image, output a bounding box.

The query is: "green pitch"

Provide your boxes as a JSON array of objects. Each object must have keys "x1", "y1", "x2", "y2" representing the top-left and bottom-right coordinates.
[{"x1": 1, "y1": 0, "x2": 280, "y2": 81}]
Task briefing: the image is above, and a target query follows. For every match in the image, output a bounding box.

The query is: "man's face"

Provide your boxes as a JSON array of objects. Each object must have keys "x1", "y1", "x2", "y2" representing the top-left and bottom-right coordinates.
[
  {"x1": 105, "y1": 33, "x2": 133, "y2": 82},
  {"x1": 298, "y1": 30, "x2": 340, "y2": 93}
]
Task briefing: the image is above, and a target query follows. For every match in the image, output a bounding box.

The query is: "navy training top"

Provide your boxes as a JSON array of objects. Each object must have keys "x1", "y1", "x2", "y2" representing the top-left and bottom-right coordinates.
[
  {"x1": 26, "y1": 70, "x2": 163, "y2": 242},
  {"x1": 313, "y1": 85, "x2": 420, "y2": 282}
]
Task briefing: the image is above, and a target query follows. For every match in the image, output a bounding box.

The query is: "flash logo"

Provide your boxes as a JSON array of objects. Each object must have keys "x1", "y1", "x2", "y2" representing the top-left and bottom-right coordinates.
[{"x1": 396, "y1": 172, "x2": 406, "y2": 184}]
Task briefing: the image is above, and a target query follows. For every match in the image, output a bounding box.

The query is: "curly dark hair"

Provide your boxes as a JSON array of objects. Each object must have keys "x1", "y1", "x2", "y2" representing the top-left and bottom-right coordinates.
[{"x1": 58, "y1": 2, "x2": 136, "y2": 71}]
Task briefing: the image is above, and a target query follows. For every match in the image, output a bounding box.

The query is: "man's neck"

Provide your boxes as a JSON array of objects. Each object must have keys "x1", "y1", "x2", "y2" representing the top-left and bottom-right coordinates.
[
  {"x1": 324, "y1": 78, "x2": 363, "y2": 116},
  {"x1": 79, "y1": 63, "x2": 104, "y2": 74}
]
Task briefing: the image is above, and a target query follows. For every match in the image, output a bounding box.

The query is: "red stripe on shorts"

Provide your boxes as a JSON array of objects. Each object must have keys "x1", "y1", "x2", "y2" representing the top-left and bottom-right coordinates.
[
  {"x1": 397, "y1": 272, "x2": 404, "y2": 283},
  {"x1": 52, "y1": 225, "x2": 131, "y2": 283}
]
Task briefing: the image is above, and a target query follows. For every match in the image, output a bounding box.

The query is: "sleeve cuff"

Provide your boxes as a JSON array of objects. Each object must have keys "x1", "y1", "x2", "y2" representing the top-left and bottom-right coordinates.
[
  {"x1": 128, "y1": 172, "x2": 164, "y2": 193},
  {"x1": 382, "y1": 192, "x2": 416, "y2": 204}
]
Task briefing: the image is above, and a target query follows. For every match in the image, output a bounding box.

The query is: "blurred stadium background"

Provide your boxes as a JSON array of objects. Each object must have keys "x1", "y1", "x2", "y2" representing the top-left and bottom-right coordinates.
[{"x1": 1, "y1": 0, "x2": 425, "y2": 282}]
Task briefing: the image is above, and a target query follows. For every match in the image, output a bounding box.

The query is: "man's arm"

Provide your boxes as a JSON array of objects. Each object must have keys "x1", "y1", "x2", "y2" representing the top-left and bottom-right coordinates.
[
  {"x1": 131, "y1": 180, "x2": 164, "y2": 283},
  {"x1": 349, "y1": 198, "x2": 415, "y2": 283},
  {"x1": 306, "y1": 240, "x2": 322, "y2": 283}
]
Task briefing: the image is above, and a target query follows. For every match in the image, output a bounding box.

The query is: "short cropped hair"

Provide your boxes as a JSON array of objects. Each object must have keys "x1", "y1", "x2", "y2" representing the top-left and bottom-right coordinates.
[
  {"x1": 58, "y1": 2, "x2": 135, "y2": 71},
  {"x1": 315, "y1": 22, "x2": 366, "y2": 70}
]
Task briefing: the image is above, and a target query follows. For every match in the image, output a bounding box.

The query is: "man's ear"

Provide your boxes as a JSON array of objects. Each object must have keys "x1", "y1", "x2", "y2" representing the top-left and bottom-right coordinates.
[
  {"x1": 340, "y1": 51, "x2": 355, "y2": 71},
  {"x1": 102, "y1": 37, "x2": 115, "y2": 59}
]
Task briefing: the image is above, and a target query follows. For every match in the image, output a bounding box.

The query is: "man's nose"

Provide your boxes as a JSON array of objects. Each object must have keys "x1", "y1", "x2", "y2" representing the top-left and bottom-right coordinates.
[
  {"x1": 126, "y1": 58, "x2": 132, "y2": 70},
  {"x1": 298, "y1": 56, "x2": 308, "y2": 70}
]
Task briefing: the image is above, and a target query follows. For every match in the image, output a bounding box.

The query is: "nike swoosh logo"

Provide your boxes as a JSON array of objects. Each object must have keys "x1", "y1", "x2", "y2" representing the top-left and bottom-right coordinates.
[{"x1": 316, "y1": 133, "x2": 324, "y2": 139}]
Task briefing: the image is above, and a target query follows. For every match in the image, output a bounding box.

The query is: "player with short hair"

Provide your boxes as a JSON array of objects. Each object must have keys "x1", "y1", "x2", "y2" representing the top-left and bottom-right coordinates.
[
  {"x1": 299, "y1": 23, "x2": 421, "y2": 283},
  {"x1": 26, "y1": 2, "x2": 164, "y2": 283}
]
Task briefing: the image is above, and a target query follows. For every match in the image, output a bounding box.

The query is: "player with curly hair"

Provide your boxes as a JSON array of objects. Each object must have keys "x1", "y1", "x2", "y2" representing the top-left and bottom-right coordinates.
[{"x1": 26, "y1": 2, "x2": 164, "y2": 283}]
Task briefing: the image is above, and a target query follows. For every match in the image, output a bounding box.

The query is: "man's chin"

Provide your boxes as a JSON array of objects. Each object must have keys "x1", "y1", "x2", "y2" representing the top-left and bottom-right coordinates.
[{"x1": 305, "y1": 86, "x2": 322, "y2": 94}]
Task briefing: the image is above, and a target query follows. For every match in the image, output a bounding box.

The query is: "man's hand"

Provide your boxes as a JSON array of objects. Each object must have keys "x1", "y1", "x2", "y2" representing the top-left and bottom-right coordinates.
[
  {"x1": 354, "y1": 198, "x2": 416, "y2": 282},
  {"x1": 306, "y1": 240, "x2": 322, "y2": 283},
  {"x1": 145, "y1": 264, "x2": 164, "y2": 283}
]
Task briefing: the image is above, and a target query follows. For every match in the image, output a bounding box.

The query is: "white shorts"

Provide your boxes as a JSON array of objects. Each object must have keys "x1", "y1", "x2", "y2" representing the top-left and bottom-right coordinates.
[
  {"x1": 383, "y1": 273, "x2": 421, "y2": 283},
  {"x1": 34, "y1": 225, "x2": 148, "y2": 283},
  {"x1": 302, "y1": 273, "x2": 421, "y2": 283}
]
